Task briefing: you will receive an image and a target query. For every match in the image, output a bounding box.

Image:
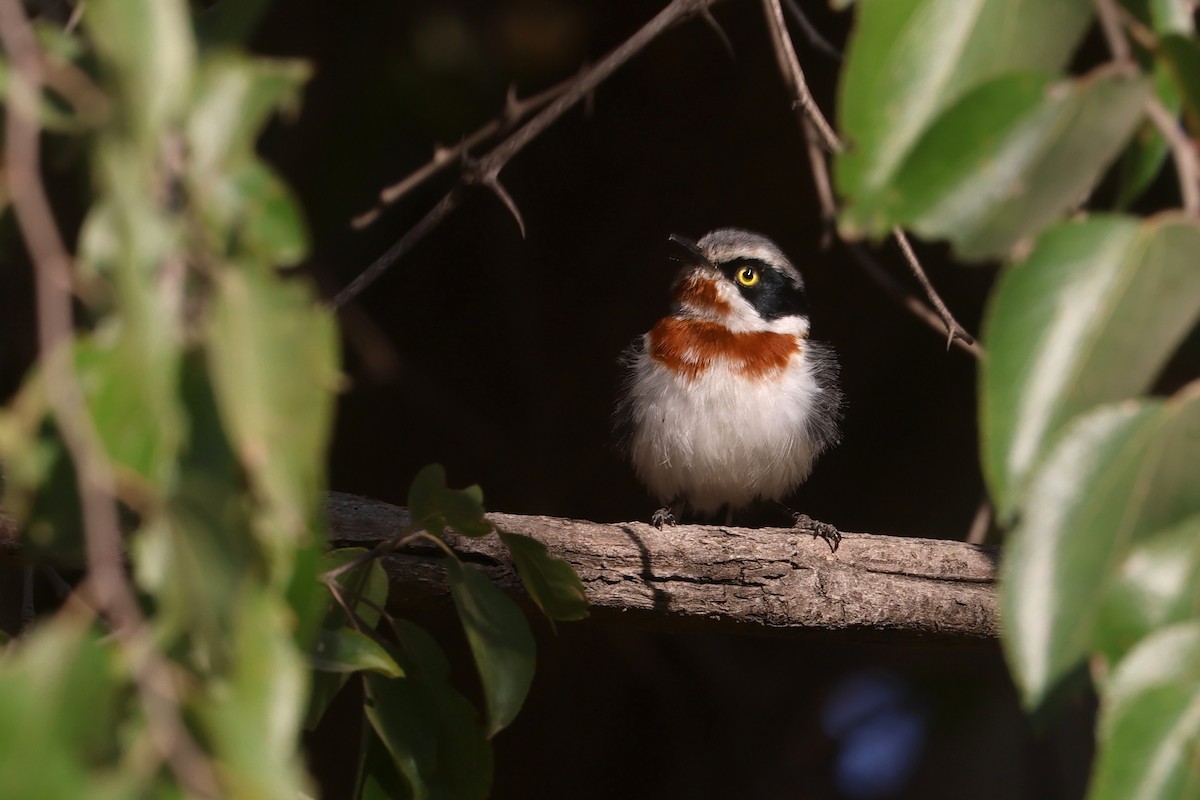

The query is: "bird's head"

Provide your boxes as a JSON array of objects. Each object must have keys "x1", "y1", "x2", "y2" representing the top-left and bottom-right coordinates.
[{"x1": 667, "y1": 228, "x2": 811, "y2": 334}]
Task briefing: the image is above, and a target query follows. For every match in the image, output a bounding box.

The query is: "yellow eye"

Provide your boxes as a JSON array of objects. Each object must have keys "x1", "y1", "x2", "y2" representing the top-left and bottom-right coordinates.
[{"x1": 736, "y1": 267, "x2": 759, "y2": 287}]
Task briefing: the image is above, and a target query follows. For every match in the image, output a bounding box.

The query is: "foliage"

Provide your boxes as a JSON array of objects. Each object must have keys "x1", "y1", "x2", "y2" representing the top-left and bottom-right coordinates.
[
  {"x1": 836, "y1": 0, "x2": 1200, "y2": 796},
  {"x1": 0, "y1": 2, "x2": 585, "y2": 798}
]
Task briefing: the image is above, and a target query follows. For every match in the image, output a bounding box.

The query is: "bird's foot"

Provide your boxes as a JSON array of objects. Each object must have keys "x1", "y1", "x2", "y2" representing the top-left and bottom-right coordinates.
[
  {"x1": 651, "y1": 507, "x2": 677, "y2": 529},
  {"x1": 793, "y1": 513, "x2": 841, "y2": 553}
]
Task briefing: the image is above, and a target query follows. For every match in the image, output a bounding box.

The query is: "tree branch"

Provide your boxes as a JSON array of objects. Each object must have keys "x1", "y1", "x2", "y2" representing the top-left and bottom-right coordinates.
[
  {"x1": 326, "y1": 493, "x2": 999, "y2": 642},
  {"x1": 333, "y1": 0, "x2": 723, "y2": 309},
  {"x1": 759, "y1": 0, "x2": 979, "y2": 353}
]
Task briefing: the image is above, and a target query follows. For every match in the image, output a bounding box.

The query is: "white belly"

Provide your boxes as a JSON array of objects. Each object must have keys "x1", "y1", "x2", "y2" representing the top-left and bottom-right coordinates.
[{"x1": 625, "y1": 346, "x2": 823, "y2": 515}]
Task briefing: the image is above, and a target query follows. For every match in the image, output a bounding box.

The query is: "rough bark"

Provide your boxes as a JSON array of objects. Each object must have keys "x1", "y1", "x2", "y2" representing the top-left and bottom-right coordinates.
[{"x1": 327, "y1": 492, "x2": 1000, "y2": 642}]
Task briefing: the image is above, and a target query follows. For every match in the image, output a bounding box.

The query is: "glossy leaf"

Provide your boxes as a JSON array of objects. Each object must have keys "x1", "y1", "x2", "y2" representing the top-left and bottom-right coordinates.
[
  {"x1": 499, "y1": 531, "x2": 589, "y2": 624},
  {"x1": 982, "y1": 214, "x2": 1200, "y2": 517},
  {"x1": 1091, "y1": 623, "x2": 1200, "y2": 800},
  {"x1": 1096, "y1": 515, "x2": 1200, "y2": 665},
  {"x1": 446, "y1": 559, "x2": 536, "y2": 736},
  {"x1": 836, "y1": 0, "x2": 1092, "y2": 236},
  {"x1": 888, "y1": 69, "x2": 1148, "y2": 260},
  {"x1": 1158, "y1": 35, "x2": 1200, "y2": 136},
  {"x1": 1001, "y1": 388, "x2": 1200, "y2": 708},
  {"x1": 312, "y1": 629, "x2": 404, "y2": 677}
]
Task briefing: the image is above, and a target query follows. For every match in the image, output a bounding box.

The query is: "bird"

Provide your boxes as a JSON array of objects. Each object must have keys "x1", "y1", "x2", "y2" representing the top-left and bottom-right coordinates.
[{"x1": 614, "y1": 228, "x2": 843, "y2": 550}]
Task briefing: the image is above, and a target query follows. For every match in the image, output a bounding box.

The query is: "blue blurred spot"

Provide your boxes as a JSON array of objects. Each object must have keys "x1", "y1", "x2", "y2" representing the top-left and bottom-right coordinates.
[{"x1": 821, "y1": 669, "x2": 927, "y2": 798}]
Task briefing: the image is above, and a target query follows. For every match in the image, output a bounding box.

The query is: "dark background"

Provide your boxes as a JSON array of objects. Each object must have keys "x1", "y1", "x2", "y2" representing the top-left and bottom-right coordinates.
[{"x1": 0, "y1": 1, "x2": 1104, "y2": 797}]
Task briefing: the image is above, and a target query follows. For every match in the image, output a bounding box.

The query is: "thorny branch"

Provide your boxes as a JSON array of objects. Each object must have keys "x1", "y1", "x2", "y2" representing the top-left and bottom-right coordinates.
[
  {"x1": 333, "y1": 0, "x2": 725, "y2": 309},
  {"x1": 760, "y1": 0, "x2": 978, "y2": 353},
  {"x1": 350, "y1": 76, "x2": 577, "y2": 230},
  {"x1": 0, "y1": 2, "x2": 218, "y2": 796}
]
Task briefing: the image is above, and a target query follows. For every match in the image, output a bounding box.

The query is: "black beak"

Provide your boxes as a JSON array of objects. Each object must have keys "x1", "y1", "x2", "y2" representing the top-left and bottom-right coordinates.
[{"x1": 668, "y1": 234, "x2": 712, "y2": 269}]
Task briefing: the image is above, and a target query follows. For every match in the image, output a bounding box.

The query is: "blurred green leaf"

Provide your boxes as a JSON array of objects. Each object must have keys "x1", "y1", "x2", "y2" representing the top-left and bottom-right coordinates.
[
  {"x1": 1096, "y1": 516, "x2": 1200, "y2": 665},
  {"x1": 1090, "y1": 623, "x2": 1200, "y2": 800},
  {"x1": 981, "y1": 214, "x2": 1200, "y2": 517},
  {"x1": 363, "y1": 619, "x2": 493, "y2": 800},
  {"x1": 499, "y1": 531, "x2": 588, "y2": 624},
  {"x1": 1158, "y1": 35, "x2": 1200, "y2": 136},
  {"x1": 446, "y1": 559, "x2": 535, "y2": 736},
  {"x1": 207, "y1": 267, "x2": 339, "y2": 562},
  {"x1": 1117, "y1": 0, "x2": 1195, "y2": 35},
  {"x1": 85, "y1": 0, "x2": 194, "y2": 145},
  {"x1": 187, "y1": 53, "x2": 309, "y2": 175},
  {"x1": 1001, "y1": 387, "x2": 1200, "y2": 708},
  {"x1": 888, "y1": 69, "x2": 1147, "y2": 260},
  {"x1": 836, "y1": 0, "x2": 1092, "y2": 236},
  {"x1": 200, "y1": 590, "x2": 312, "y2": 800},
  {"x1": 0, "y1": 618, "x2": 135, "y2": 798},
  {"x1": 312, "y1": 628, "x2": 404, "y2": 678},
  {"x1": 407, "y1": 464, "x2": 492, "y2": 538}
]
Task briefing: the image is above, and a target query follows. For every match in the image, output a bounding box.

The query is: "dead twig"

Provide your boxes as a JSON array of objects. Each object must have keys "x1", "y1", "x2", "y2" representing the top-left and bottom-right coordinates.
[
  {"x1": 332, "y1": 0, "x2": 724, "y2": 309},
  {"x1": 0, "y1": 2, "x2": 218, "y2": 795},
  {"x1": 781, "y1": 0, "x2": 843, "y2": 63},
  {"x1": 761, "y1": 0, "x2": 979, "y2": 353},
  {"x1": 350, "y1": 78, "x2": 575, "y2": 230}
]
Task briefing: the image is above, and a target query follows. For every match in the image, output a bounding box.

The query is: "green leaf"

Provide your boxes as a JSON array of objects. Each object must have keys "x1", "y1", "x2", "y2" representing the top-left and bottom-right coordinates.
[
  {"x1": 200, "y1": 590, "x2": 312, "y2": 800},
  {"x1": 888, "y1": 69, "x2": 1148, "y2": 260},
  {"x1": 836, "y1": 0, "x2": 1093, "y2": 236},
  {"x1": 0, "y1": 618, "x2": 135, "y2": 798},
  {"x1": 499, "y1": 531, "x2": 589, "y2": 624},
  {"x1": 1090, "y1": 623, "x2": 1200, "y2": 800},
  {"x1": 1001, "y1": 387, "x2": 1200, "y2": 708},
  {"x1": 363, "y1": 620, "x2": 493, "y2": 800},
  {"x1": 981, "y1": 214, "x2": 1200, "y2": 517},
  {"x1": 357, "y1": 724, "x2": 414, "y2": 800},
  {"x1": 406, "y1": 464, "x2": 493, "y2": 538},
  {"x1": 207, "y1": 267, "x2": 340, "y2": 563},
  {"x1": 446, "y1": 559, "x2": 536, "y2": 736},
  {"x1": 1096, "y1": 515, "x2": 1200, "y2": 666},
  {"x1": 187, "y1": 53, "x2": 309, "y2": 175},
  {"x1": 1158, "y1": 34, "x2": 1200, "y2": 136},
  {"x1": 312, "y1": 628, "x2": 404, "y2": 677},
  {"x1": 85, "y1": 0, "x2": 194, "y2": 145}
]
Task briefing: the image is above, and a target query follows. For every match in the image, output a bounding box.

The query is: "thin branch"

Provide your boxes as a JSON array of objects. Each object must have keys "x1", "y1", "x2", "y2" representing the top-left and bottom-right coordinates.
[
  {"x1": 761, "y1": 0, "x2": 979, "y2": 354},
  {"x1": 332, "y1": 0, "x2": 723, "y2": 309},
  {"x1": 0, "y1": 2, "x2": 217, "y2": 795},
  {"x1": 781, "y1": 0, "x2": 843, "y2": 63},
  {"x1": 1094, "y1": 0, "x2": 1133, "y2": 66},
  {"x1": 891, "y1": 228, "x2": 977, "y2": 348},
  {"x1": 1143, "y1": 97, "x2": 1200, "y2": 216},
  {"x1": 762, "y1": 0, "x2": 841, "y2": 153},
  {"x1": 1094, "y1": 0, "x2": 1199, "y2": 217},
  {"x1": 844, "y1": 240, "x2": 983, "y2": 358},
  {"x1": 350, "y1": 78, "x2": 575, "y2": 229}
]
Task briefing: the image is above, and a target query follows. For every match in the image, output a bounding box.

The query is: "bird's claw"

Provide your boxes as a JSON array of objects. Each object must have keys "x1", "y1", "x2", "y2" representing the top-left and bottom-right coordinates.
[
  {"x1": 793, "y1": 513, "x2": 841, "y2": 553},
  {"x1": 651, "y1": 507, "x2": 677, "y2": 529}
]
